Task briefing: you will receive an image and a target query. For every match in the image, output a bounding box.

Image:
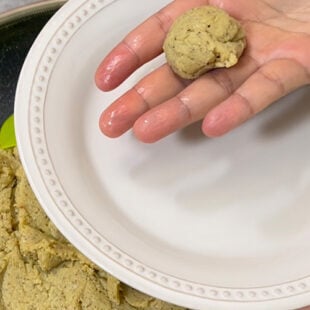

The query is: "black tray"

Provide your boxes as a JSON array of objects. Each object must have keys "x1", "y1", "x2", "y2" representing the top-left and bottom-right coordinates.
[{"x1": 0, "y1": 1, "x2": 64, "y2": 126}]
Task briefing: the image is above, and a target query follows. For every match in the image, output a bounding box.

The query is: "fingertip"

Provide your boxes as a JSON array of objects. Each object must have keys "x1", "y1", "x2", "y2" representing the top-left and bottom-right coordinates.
[
  {"x1": 99, "y1": 110, "x2": 123, "y2": 138},
  {"x1": 95, "y1": 60, "x2": 116, "y2": 92},
  {"x1": 96, "y1": 43, "x2": 141, "y2": 92},
  {"x1": 133, "y1": 118, "x2": 160, "y2": 144},
  {"x1": 134, "y1": 98, "x2": 193, "y2": 143},
  {"x1": 99, "y1": 89, "x2": 148, "y2": 138},
  {"x1": 202, "y1": 111, "x2": 228, "y2": 138},
  {"x1": 95, "y1": 71, "x2": 109, "y2": 92}
]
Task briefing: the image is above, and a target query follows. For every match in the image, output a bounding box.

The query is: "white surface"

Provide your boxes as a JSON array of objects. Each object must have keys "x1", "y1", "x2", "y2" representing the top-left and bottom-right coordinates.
[{"x1": 14, "y1": 0, "x2": 310, "y2": 309}]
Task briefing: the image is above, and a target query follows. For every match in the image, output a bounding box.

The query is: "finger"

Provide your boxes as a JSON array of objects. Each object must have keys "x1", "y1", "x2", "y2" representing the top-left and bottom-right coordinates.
[
  {"x1": 133, "y1": 54, "x2": 259, "y2": 143},
  {"x1": 95, "y1": 0, "x2": 207, "y2": 91},
  {"x1": 202, "y1": 59, "x2": 310, "y2": 137},
  {"x1": 99, "y1": 64, "x2": 187, "y2": 138}
]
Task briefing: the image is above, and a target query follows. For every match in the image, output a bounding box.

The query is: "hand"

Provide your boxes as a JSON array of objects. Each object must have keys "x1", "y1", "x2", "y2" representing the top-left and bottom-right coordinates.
[{"x1": 95, "y1": 0, "x2": 310, "y2": 143}]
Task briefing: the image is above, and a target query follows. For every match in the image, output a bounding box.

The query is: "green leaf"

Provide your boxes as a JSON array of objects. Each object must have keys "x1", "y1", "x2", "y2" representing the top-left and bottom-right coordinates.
[{"x1": 0, "y1": 114, "x2": 17, "y2": 150}]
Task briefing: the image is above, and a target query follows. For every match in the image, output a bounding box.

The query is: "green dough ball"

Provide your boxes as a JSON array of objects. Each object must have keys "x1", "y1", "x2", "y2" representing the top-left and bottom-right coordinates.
[{"x1": 163, "y1": 6, "x2": 246, "y2": 79}]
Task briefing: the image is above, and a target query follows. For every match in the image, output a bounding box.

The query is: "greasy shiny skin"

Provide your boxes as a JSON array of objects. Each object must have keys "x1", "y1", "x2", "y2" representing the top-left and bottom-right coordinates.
[{"x1": 96, "y1": 0, "x2": 310, "y2": 143}]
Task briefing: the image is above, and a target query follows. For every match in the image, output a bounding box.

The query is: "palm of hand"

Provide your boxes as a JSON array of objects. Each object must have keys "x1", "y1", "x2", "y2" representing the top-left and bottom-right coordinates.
[{"x1": 95, "y1": 0, "x2": 310, "y2": 143}]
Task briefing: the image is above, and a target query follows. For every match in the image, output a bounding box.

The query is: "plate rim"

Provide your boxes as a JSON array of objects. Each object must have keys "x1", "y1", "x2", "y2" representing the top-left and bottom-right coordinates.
[{"x1": 14, "y1": 0, "x2": 310, "y2": 309}]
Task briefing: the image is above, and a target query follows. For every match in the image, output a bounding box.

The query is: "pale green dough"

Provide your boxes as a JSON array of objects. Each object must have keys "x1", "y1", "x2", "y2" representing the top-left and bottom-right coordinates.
[
  {"x1": 163, "y1": 6, "x2": 246, "y2": 79},
  {"x1": 0, "y1": 149, "x2": 185, "y2": 310}
]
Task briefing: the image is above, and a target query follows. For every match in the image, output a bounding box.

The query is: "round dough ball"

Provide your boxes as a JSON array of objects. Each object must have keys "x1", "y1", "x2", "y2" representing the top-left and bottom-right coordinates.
[{"x1": 163, "y1": 6, "x2": 246, "y2": 80}]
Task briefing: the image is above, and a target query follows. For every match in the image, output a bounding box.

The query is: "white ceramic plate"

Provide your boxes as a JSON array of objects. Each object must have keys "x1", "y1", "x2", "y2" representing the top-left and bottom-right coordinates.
[{"x1": 15, "y1": 0, "x2": 310, "y2": 309}]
